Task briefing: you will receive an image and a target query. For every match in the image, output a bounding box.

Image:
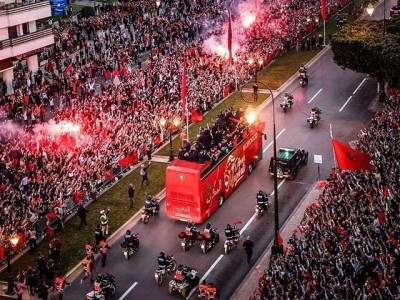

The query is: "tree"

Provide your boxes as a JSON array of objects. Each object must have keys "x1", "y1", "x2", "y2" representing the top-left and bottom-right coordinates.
[{"x1": 331, "y1": 20, "x2": 400, "y2": 100}]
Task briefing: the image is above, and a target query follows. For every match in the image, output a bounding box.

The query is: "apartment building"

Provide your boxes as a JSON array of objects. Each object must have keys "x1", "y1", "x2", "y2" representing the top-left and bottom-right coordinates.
[{"x1": 0, "y1": 0, "x2": 54, "y2": 94}]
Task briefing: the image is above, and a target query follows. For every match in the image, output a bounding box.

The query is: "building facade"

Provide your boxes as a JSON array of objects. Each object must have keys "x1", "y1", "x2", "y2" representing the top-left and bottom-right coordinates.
[{"x1": 0, "y1": 0, "x2": 54, "y2": 94}]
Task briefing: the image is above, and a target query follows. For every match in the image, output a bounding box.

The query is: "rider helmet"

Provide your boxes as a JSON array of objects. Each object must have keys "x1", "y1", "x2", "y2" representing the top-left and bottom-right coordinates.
[
  {"x1": 226, "y1": 224, "x2": 231, "y2": 230},
  {"x1": 147, "y1": 195, "x2": 152, "y2": 201},
  {"x1": 284, "y1": 93, "x2": 288, "y2": 97},
  {"x1": 126, "y1": 230, "x2": 131, "y2": 235},
  {"x1": 205, "y1": 223, "x2": 211, "y2": 230},
  {"x1": 159, "y1": 251, "x2": 165, "y2": 257},
  {"x1": 97, "y1": 274, "x2": 102, "y2": 281},
  {"x1": 177, "y1": 264, "x2": 183, "y2": 271},
  {"x1": 258, "y1": 190, "x2": 263, "y2": 195},
  {"x1": 100, "y1": 210, "x2": 105, "y2": 214}
]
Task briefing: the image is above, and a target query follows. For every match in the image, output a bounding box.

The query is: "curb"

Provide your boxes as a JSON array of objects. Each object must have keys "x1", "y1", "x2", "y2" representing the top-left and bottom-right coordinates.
[{"x1": 230, "y1": 182, "x2": 320, "y2": 300}]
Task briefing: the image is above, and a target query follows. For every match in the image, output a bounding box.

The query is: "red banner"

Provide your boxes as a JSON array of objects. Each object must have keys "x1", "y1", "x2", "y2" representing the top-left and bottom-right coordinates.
[
  {"x1": 191, "y1": 109, "x2": 203, "y2": 123},
  {"x1": 181, "y1": 61, "x2": 187, "y2": 122},
  {"x1": 322, "y1": 0, "x2": 327, "y2": 20}
]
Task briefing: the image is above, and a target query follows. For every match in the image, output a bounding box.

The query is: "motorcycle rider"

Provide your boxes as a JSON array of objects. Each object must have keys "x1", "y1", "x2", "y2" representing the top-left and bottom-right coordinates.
[
  {"x1": 185, "y1": 222, "x2": 198, "y2": 242},
  {"x1": 203, "y1": 223, "x2": 217, "y2": 242},
  {"x1": 144, "y1": 195, "x2": 159, "y2": 216},
  {"x1": 256, "y1": 190, "x2": 269, "y2": 210},
  {"x1": 299, "y1": 64, "x2": 308, "y2": 83},
  {"x1": 93, "y1": 274, "x2": 103, "y2": 293},
  {"x1": 224, "y1": 224, "x2": 239, "y2": 242},
  {"x1": 174, "y1": 264, "x2": 186, "y2": 282},
  {"x1": 309, "y1": 107, "x2": 321, "y2": 120},
  {"x1": 283, "y1": 93, "x2": 294, "y2": 106},
  {"x1": 123, "y1": 230, "x2": 136, "y2": 250},
  {"x1": 157, "y1": 251, "x2": 169, "y2": 270}
]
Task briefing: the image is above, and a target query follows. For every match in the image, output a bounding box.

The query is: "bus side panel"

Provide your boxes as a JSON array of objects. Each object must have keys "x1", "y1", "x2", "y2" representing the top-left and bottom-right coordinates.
[{"x1": 165, "y1": 169, "x2": 201, "y2": 222}]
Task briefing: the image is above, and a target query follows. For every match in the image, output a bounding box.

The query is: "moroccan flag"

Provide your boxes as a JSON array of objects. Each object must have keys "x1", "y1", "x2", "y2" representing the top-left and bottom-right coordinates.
[
  {"x1": 181, "y1": 61, "x2": 187, "y2": 121},
  {"x1": 191, "y1": 109, "x2": 203, "y2": 123},
  {"x1": 322, "y1": 0, "x2": 327, "y2": 20},
  {"x1": 228, "y1": 12, "x2": 233, "y2": 64},
  {"x1": 154, "y1": 135, "x2": 161, "y2": 147},
  {"x1": 277, "y1": 231, "x2": 284, "y2": 247},
  {"x1": 383, "y1": 187, "x2": 392, "y2": 212},
  {"x1": 332, "y1": 139, "x2": 372, "y2": 171}
]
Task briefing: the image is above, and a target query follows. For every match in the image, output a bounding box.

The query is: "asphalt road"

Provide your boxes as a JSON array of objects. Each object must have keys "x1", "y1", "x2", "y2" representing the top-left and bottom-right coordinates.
[
  {"x1": 63, "y1": 1, "x2": 396, "y2": 298},
  {"x1": 63, "y1": 48, "x2": 373, "y2": 300}
]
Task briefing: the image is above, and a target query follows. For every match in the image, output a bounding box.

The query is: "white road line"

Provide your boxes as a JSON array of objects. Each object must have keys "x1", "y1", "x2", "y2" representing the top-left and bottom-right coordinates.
[
  {"x1": 118, "y1": 282, "x2": 138, "y2": 300},
  {"x1": 240, "y1": 179, "x2": 286, "y2": 235},
  {"x1": 263, "y1": 129, "x2": 286, "y2": 153},
  {"x1": 307, "y1": 89, "x2": 322, "y2": 103},
  {"x1": 339, "y1": 96, "x2": 353, "y2": 112},
  {"x1": 353, "y1": 78, "x2": 367, "y2": 95},
  {"x1": 187, "y1": 255, "x2": 224, "y2": 299}
]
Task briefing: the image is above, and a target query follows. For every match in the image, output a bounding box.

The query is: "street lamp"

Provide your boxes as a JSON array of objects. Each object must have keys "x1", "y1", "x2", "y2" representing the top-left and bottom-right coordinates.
[
  {"x1": 150, "y1": 0, "x2": 162, "y2": 70},
  {"x1": 160, "y1": 116, "x2": 181, "y2": 161},
  {"x1": 245, "y1": 106, "x2": 257, "y2": 125},
  {"x1": 240, "y1": 81, "x2": 281, "y2": 255},
  {"x1": 5, "y1": 233, "x2": 20, "y2": 295}
]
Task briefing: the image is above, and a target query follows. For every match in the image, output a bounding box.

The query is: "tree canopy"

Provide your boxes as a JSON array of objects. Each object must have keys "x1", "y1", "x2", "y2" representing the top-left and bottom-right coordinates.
[{"x1": 331, "y1": 19, "x2": 400, "y2": 88}]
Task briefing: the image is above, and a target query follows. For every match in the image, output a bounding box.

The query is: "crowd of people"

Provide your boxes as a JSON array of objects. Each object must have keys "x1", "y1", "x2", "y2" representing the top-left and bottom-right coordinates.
[
  {"x1": 0, "y1": 0, "x2": 345, "y2": 266},
  {"x1": 252, "y1": 90, "x2": 400, "y2": 299},
  {"x1": 178, "y1": 107, "x2": 250, "y2": 163}
]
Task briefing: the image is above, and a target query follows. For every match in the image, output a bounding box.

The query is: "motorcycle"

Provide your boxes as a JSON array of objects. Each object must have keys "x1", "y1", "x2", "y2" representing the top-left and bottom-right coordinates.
[
  {"x1": 307, "y1": 108, "x2": 322, "y2": 128},
  {"x1": 279, "y1": 98, "x2": 293, "y2": 113},
  {"x1": 86, "y1": 291, "x2": 105, "y2": 300},
  {"x1": 299, "y1": 73, "x2": 308, "y2": 87},
  {"x1": 197, "y1": 231, "x2": 219, "y2": 254},
  {"x1": 255, "y1": 200, "x2": 269, "y2": 219},
  {"x1": 93, "y1": 274, "x2": 116, "y2": 300},
  {"x1": 178, "y1": 227, "x2": 199, "y2": 251},
  {"x1": 168, "y1": 267, "x2": 199, "y2": 298},
  {"x1": 224, "y1": 221, "x2": 241, "y2": 255},
  {"x1": 154, "y1": 255, "x2": 177, "y2": 285},
  {"x1": 141, "y1": 204, "x2": 159, "y2": 224},
  {"x1": 120, "y1": 233, "x2": 139, "y2": 260}
]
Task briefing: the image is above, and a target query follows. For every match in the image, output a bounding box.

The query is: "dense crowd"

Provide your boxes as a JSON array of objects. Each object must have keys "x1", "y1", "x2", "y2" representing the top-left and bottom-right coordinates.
[
  {"x1": 0, "y1": 0, "x2": 345, "y2": 255},
  {"x1": 252, "y1": 91, "x2": 400, "y2": 299}
]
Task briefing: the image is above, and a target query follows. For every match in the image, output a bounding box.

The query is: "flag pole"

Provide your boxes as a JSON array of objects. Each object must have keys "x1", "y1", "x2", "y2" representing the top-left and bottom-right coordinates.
[
  {"x1": 323, "y1": 20, "x2": 326, "y2": 46},
  {"x1": 330, "y1": 123, "x2": 337, "y2": 168},
  {"x1": 186, "y1": 97, "x2": 189, "y2": 142}
]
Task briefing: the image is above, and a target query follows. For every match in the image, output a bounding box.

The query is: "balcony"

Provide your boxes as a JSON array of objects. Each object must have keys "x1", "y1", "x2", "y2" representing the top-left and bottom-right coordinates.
[
  {"x1": 0, "y1": 0, "x2": 51, "y2": 27},
  {"x1": 0, "y1": 26, "x2": 54, "y2": 59}
]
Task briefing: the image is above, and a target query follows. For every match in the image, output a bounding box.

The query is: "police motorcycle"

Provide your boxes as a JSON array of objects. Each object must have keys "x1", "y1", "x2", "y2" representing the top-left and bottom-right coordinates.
[
  {"x1": 255, "y1": 190, "x2": 269, "y2": 219},
  {"x1": 280, "y1": 93, "x2": 294, "y2": 113},
  {"x1": 155, "y1": 252, "x2": 177, "y2": 285},
  {"x1": 168, "y1": 265, "x2": 200, "y2": 298},
  {"x1": 197, "y1": 223, "x2": 220, "y2": 254},
  {"x1": 307, "y1": 107, "x2": 322, "y2": 128},
  {"x1": 120, "y1": 230, "x2": 139, "y2": 260},
  {"x1": 141, "y1": 195, "x2": 159, "y2": 224},
  {"x1": 86, "y1": 274, "x2": 116, "y2": 300},
  {"x1": 224, "y1": 221, "x2": 241, "y2": 255},
  {"x1": 178, "y1": 222, "x2": 199, "y2": 251},
  {"x1": 299, "y1": 65, "x2": 308, "y2": 87}
]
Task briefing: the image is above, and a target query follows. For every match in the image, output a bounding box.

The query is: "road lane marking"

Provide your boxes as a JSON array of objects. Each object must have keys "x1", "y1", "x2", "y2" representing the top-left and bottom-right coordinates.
[
  {"x1": 240, "y1": 179, "x2": 286, "y2": 235},
  {"x1": 187, "y1": 255, "x2": 224, "y2": 299},
  {"x1": 118, "y1": 282, "x2": 138, "y2": 300},
  {"x1": 263, "y1": 129, "x2": 286, "y2": 153},
  {"x1": 353, "y1": 78, "x2": 367, "y2": 95},
  {"x1": 339, "y1": 96, "x2": 352, "y2": 112},
  {"x1": 307, "y1": 89, "x2": 322, "y2": 103}
]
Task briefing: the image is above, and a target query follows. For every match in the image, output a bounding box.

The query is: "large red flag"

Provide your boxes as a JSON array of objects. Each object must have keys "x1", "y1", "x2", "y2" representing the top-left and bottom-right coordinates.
[
  {"x1": 332, "y1": 139, "x2": 372, "y2": 170},
  {"x1": 190, "y1": 109, "x2": 203, "y2": 123},
  {"x1": 181, "y1": 61, "x2": 187, "y2": 122},
  {"x1": 277, "y1": 231, "x2": 284, "y2": 247},
  {"x1": 228, "y1": 12, "x2": 233, "y2": 64},
  {"x1": 321, "y1": 0, "x2": 327, "y2": 20}
]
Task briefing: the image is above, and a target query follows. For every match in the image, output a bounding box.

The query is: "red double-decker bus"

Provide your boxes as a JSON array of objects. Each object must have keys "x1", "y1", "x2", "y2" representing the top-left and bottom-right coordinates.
[{"x1": 165, "y1": 130, "x2": 263, "y2": 223}]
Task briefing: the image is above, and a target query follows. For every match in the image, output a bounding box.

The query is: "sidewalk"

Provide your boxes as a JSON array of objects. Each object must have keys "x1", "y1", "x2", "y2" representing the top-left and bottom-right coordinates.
[{"x1": 231, "y1": 182, "x2": 323, "y2": 300}]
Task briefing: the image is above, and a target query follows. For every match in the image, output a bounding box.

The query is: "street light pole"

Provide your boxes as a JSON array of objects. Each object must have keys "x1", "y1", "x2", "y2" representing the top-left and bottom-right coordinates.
[
  {"x1": 5, "y1": 233, "x2": 20, "y2": 295},
  {"x1": 160, "y1": 115, "x2": 180, "y2": 162}
]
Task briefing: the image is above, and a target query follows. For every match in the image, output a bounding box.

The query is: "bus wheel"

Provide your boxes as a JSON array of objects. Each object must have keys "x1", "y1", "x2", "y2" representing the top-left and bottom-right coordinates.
[
  {"x1": 248, "y1": 163, "x2": 254, "y2": 175},
  {"x1": 218, "y1": 194, "x2": 225, "y2": 207}
]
